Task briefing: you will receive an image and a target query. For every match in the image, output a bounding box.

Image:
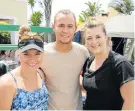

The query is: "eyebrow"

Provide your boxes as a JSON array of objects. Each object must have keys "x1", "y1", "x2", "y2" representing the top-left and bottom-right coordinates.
[
  {"x1": 96, "y1": 34, "x2": 100, "y2": 36},
  {"x1": 58, "y1": 23, "x2": 74, "y2": 26},
  {"x1": 87, "y1": 34, "x2": 101, "y2": 38},
  {"x1": 87, "y1": 36, "x2": 92, "y2": 38}
]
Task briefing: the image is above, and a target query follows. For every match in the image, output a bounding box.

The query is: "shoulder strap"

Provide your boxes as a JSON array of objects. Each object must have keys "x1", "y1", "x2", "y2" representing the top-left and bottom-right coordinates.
[
  {"x1": 9, "y1": 71, "x2": 18, "y2": 88},
  {"x1": 38, "y1": 67, "x2": 46, "y2": 80}
]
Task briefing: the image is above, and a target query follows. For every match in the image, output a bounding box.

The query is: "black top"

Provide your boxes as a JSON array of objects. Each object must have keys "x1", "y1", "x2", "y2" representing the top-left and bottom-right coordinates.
[{"x1": 82, "y1": 51, "x2": 134, "y2": 110}]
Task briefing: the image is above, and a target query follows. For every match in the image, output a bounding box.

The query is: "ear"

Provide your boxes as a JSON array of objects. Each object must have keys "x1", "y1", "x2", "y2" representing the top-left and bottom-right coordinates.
[
  {"x1": 75, "y1": 22, "x2": 77, "y2": 30},
  {"x1": 105, "y1": 35, "x2": 108, "y2": 40},
  {"x1": 52, "y1": 24, "x2": 55, "y2": 32},
  {"x1": 52, "y1": 23, "x2": 54, "y2": 28},
  {"x1": 75, "y1": 25, "x2": 77, "y2": 32}
]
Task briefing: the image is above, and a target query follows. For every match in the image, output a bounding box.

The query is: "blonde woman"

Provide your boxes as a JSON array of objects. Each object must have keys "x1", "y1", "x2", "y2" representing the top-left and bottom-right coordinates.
[{"x1": 0, "y1": 25, "x2": 48, "y2": 110}]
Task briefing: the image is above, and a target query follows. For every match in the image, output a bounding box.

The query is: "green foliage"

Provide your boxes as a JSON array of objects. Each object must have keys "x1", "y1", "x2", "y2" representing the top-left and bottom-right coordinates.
[
  {"x1": 79, "y1": 15, "x2": 85, "y2": 23},
  {"x1": 79, "y1": 11, "x2": 89, "y2": 22},
  {"x1": 28, "y1": 0, "x2": 35, "y2": 13},
  {"x1": 28, "y1": 0, "x2": 42, "y2": 26},
  {"x1": 28, "y1": 0, "x2": 35, "y2": 7},
  {"x1": 0, "y1": 31, "x2": 10, "y2": 44},
  {"x1": 109, "y1": 0, "x2": 134, "y2": 15},
  {"x1": 78, "y1": 1, "x2": 103, "y2": 22},
  {"x1": 85, "y1": 1, "x2": 103, "y2": 17},
  {"x1": 28, "y1": 0, "x2": 53, "y2": 42},
  {"x1": 30, "y1": 11, "x2": 43, "y2": 26}
]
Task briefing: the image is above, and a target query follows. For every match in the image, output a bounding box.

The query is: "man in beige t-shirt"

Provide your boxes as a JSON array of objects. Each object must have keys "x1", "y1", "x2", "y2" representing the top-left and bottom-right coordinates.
[{"x1": 41, "y1": 9, "x2": 89, "y2": 110}]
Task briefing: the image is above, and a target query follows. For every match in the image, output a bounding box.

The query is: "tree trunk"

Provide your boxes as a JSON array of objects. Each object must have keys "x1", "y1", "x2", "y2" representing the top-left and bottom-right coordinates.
[{"x1": 43, "y1": 0, "x2": 53, "y2": 43}]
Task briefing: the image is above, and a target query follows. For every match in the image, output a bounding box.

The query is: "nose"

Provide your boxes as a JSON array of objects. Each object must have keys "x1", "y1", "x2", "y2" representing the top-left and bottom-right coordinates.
[
  {"x1": 91, "y1": 38, "x2": 97, "y2": 45},
  {"x1": 62, "y1": 27, "x2": 68, "y2": 33}
]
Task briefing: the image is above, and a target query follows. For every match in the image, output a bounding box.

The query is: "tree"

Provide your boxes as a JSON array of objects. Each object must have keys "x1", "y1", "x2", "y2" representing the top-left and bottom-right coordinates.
[
  {"x1": 28, "y1": 0, "x2": 53, "y2": 27},
  {"x1": 28, "y1": 0, "x2": 53, "y2": 42},
  {"x1": 30, "y1": 11, "x2": 43, "y2": 26},
  {"x1": 28, "y1": 0, "x2": 35, "y2": 14},
  {"x1": 0, "y1": 31, "x2": 10, "y2": 44},
  {"x1": 28, "y1": 0, "x2": 43, "y2": 26},
  {"x1": 38, "y1": 0, "x2": 53, "y2": 42},
  {"x1": 0, "y1": 21, "x2": 10, "y2": 44},
  {"x1": 85, "y1": 1, "x2": 103, "y2": 17},
  {"x1": 79, "y1": 11, "x2": 89, "y2": 23},
  {"x1": 79, "y1": 1, "x2": 103, "y2": 22},
  {"x1": 39, "y1": 0, "x2": 53, "y2": 27},
  {"x1": 109, "y1": 0, "x2": 134, "y2": 15}
]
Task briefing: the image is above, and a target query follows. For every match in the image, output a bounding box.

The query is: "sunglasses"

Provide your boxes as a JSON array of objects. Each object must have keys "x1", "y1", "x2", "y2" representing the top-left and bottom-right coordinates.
[
  {"x1": 18, "y1": 38, "x2": 44, "y2": 49},
  {"x1": 19, "y1": 35, "x2": 43, "y2": 41}
]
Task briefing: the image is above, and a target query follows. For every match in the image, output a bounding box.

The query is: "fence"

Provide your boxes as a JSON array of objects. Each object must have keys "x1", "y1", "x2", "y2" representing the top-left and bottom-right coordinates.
[
  {"x1": 0, "y1": 24, "x2": 53, "y2": 50},
  {"x1": 0, "y1": 24, "x2": 53, "y2": 71}
]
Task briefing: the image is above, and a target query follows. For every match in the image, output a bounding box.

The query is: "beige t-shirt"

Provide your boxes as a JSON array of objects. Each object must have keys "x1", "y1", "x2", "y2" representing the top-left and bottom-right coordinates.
[{"x1": 41, "y1": 42, "x2": 89, "y2": 110}]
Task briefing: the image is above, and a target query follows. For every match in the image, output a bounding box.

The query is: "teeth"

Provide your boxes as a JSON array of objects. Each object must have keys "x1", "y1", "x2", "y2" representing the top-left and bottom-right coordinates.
[
  {"x1": 92, "y1": 45, "x2": 100, "y2": 48},
  {"x1": 28, "y1": 64, "x2": 37, "y2": 67},
  {"x1": 61, "y1": 35, "x2": 69, "y2": 37},
  {"x1": 92, "y1": 46, "x2": 97, "y2": 48},
  {"x1": 63, "y1": 36, "x2": 68, "y2": 38}
]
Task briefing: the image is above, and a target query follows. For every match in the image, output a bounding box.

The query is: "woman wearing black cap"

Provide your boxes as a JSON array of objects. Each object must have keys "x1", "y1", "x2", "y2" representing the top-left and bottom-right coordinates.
[{"x1": 0, "y1": 25, "x2": 48, "y2": 110}]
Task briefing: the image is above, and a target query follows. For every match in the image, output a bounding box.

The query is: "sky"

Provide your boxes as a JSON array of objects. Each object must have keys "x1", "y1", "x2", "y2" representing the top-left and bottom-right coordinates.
[{"x1": 27, "y1": 0, "x2": 111, "y2": 25}]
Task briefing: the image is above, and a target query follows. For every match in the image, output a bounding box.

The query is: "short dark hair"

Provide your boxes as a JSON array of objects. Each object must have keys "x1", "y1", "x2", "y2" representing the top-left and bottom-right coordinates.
[{"x1": 54, "y1": 9, "x2": 76, "y2": 24}]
